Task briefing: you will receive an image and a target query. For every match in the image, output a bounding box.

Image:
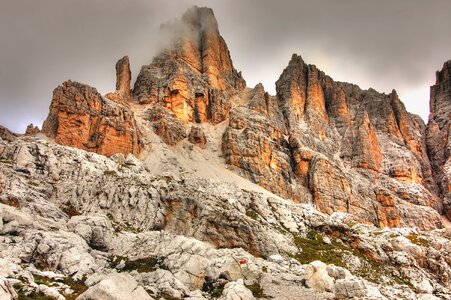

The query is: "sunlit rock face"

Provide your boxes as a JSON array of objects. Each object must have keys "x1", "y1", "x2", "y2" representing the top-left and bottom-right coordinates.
[
  {"x1": 427, "y1": 60, "x2": 451, "y2": 220},
  {"x1": 224, "y1": 54, "x2": 444, "y2": 228},
  {"x1": 133, "y1": 6, "x2": 246, "y2": 124},
  {"x1": 37, "y1": 6, "x2": 448, "y2": 228},
  {"x1": 42, "y1": 81, "x2": 143, "y2": 157}
]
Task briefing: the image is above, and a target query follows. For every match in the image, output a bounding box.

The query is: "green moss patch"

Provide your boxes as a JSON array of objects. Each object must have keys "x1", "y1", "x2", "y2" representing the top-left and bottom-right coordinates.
[
  {"x1": 292, "y1": 230, "x2": 348, "y2": 267},
  {"x1": 103, "y1": 170, "x2": 118, "y2": 176},
  {"x1": 109, "y1": 255, "x2": 166, "y2": 273},
  {"x1": 246, "y1": 209, "x2": 258, "y2": 220},
  {"x1": 291, "y1": 230, "x2": 414, "y2": 288}
]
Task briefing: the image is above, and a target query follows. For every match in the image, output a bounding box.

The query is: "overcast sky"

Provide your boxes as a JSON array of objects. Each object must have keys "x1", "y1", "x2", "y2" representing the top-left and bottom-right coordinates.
[{"x1": 1, "y1": 0, "x2": 450, "y2": 133}]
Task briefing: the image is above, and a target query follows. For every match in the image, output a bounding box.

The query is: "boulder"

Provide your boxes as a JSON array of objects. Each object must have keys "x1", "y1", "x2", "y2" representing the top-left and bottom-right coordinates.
[{"x1": 77, "y1": 273, "x2": 153, "y2": 300}]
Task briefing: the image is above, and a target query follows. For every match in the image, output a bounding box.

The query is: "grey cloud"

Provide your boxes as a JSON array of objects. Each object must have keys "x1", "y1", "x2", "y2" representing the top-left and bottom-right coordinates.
[{"x1": 1, "y1": 0, "x2": 450, "y2": 132}]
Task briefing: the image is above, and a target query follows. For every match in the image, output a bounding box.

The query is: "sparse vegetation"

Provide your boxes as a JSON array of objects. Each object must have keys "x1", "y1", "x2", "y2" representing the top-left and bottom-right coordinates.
[
  {"x1": 109, "y1": 255, "x2": 166, "y2": 273},
  {"x1": 14, "y1": 283, "x2": 55, "y2": 300},
  {"x1": 13, "y1": 275, "x2": 88, "y2": 300},
  {"x1": 202, "y1": 279, "x2": 226, "y2": 298},
  {"x1": 103, "y1": 170, "x2": 118, "y2": 176},
  {"x1": 292, "y1": 230, "x2": 347, "y2": 267},
  {"x1": 246, "y1": 209, "x2": 258, "y2": 220},
  {"x1": 407, "y1": 233, "x2": 430, "y2": 247},
  {"x1": 245, "y1": 282, "x2": 265, "y2": 298},
  {"x1": 291, "y1": 230, "x2": 414, "y2": 287},
  {"x1": 60, "y1": 276, "x2": 88, "y2": 300},
  {"x1": 27, "y1": 180, "x2": 39, "y2": 187},
  {"x1": 0, "y1": 158, "x2": 13, "y2": 164}
]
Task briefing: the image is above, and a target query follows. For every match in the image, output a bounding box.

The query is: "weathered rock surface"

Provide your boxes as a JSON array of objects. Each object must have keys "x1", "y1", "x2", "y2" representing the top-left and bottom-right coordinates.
[
  {"x1": 223, "y1": 54, "x2": 444, "y2": 228},
  {"x1": 0, "y1": 125, "x2": 18, "y2": 142},
  {"x1": 427, "y1": 61, "x2": 451, "y2": 220},
  {"x1": 78, "y1": 273, "x2": 153, "y2": 300},
  {"x1": 35, "y1": 6, "x2": 448, "y2": 228},
  {"x1": 147, "y1": 106, "x2": 188, "y2": 145},
  {"x1": 42, "y1": 80, "x2": 143, "y2": 157},
  {"x1": 115, "y1": 56, "x2": 132, "y2": 98},
  {"x1": 0, "y1": 275, "x2": 18, "y2": 300},
  {"x1": 0, "y1": 136, "x2": 449, "y2": 299},
  {"x1": 133, "y1": 6, "x2": 245, "y2": 125}
]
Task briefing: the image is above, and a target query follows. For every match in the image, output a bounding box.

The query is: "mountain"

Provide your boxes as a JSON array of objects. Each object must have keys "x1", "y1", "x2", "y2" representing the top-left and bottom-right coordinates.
[{"x1": 0, "y1": 6, "x2": 450, "y2": 300}]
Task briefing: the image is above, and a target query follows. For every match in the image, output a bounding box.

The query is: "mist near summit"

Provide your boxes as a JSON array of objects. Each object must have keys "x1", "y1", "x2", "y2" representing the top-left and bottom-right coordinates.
[{"x1": 1, "y1": 0, "x2": 451, "y2": 133}]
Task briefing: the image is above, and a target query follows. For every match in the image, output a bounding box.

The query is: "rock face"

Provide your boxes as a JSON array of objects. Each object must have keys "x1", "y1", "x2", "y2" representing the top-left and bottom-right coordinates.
[
  {"x1": 42, "y1": 81, "x2": 143, "y2": 157},
  {"x1": 115, "y1": 56, "x2": 132, "y2": 98},
  {"x1": 36, "y1": 6, "x2": 449, "y2": 228},
  {"x1": 0, "y1": 136, "x2": 450, "y2": 299},
  {"x1": 0, "y1": 125, "x2": 17, "y2": 142},
  {"x1": 223, "y1": 54, "x2": 444, "y2": 228},
  {"x1": 427, "y1": 61, "x2": 451, "y2": 220},
  {"x1": 133, "y1": 6, "x2": 245, "y2": 125}
]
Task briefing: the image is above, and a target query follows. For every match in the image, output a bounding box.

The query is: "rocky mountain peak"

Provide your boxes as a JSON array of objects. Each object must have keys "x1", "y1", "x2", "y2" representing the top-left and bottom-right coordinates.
[
  {"x1": 427, "y1": 59, "x2": 451, "y2": 219},
  {"x1": 115, "y1": 56, "x2": 132, "y2": 98},
  {"x1": 181, "y1": 6, "x2": 219, "y2": 35},
  {"x1": 435, "y1": 59, "x2": 451, "y2": 85}
]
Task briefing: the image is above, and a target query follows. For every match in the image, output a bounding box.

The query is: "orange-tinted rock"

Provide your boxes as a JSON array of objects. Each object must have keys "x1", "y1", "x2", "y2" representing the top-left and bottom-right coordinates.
[
  {"x1": 248, "y1": 83, "x2": 269, "y2": 116},
  {"x1": 325, "y1": 81, "x2": 351, "y2": 134},
  {"x1": 222, "y1": 106, "x2": 292, "y2": 199},
  {"x1": 42, "y1": 81, "x2": 143, "y2": 157},
  {"x1": 223, "y1": 53, "x2": 445, "y2": 228},
  {"x1": 309, "y1": 157, "x2": 351, "y2": 215},
  {"x1": 362, "y1": 89, "x2": 403, "y2": 139},
  {"x1": 374, "y1": 189, "x2": 401, "y2": 228},
  {"x1": 133, "y1": 6, "x2": 245, "y2": 125},
  {"x1": 148, "y1": 106, "x2": 188, "y2": 145},
  {"x1": 115, "y1": 56, "x2": 132, "y2": 98},
  {"x1": 276, "y1": 55, "x2": 329, "y2": 137},
  {"x1": 289, "y1": 134, "x2": 315, "y2": 186},
  {"x1": 25, "y1": 123, "x2": 40, "y2": 135},
  {"x1": 350, "y1": 111, "x2": 382, "y2": 172},
  {"x1": 305, "y1": 65, "x2": 329, "y2": 126},
  {"x1": 276, "y1": 54, "x2": 307, "y2": 129}
]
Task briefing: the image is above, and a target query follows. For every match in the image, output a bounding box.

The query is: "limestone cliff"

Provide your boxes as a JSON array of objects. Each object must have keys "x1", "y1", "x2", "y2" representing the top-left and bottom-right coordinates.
[
  {"x1": 42, "y1": 81, "x2": 143, "y2": 157},
  {"x1": 224, "y1": 54, "x2": 444, "y2": 228},
  {"x1": 427, "y1": 60, "x2": 451, "y2": 219},
  {"x1": 133, "y1": 6, "x2": 246, "y2": 124},
  {"x1": 38, "y1": 6, "x2": 449, "y2": 229}
]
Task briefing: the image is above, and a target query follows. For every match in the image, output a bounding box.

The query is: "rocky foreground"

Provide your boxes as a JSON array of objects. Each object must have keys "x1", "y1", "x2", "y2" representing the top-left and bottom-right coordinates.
[{"x1": 0, "y1": 6, "x2": 450, "y2": 300}]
